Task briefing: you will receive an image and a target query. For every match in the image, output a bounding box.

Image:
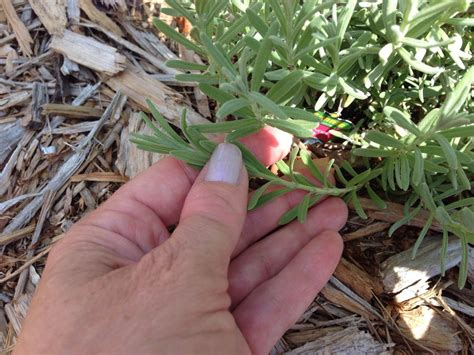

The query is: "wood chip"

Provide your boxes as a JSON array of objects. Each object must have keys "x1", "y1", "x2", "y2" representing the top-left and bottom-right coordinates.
[
  {"x1": 333, "y1": 257, "x2": 383, "y2": 301},
  {"x1": 0, "y1": 224, "x2": 35, "y2": 246},
  {"x1": 397, "y1": 306, "x2": 462, "y2": 352},
  {"x1": 1, "y1": 92, "x2": 123, "y2": 236},
  {"x1": 50, "y1": 30, "x2": 126, "y2": 76},
  {"x1": 70, "y1": 172, "x2": 129, "y2": 183},
  {"x1": 355, "y1": 198, "x2": 442, "y2": 232},
  {"x1": 41, "y1": 103, "x2": 103, "y2": 118},
  {"x1": 28, "y1": 0, "x2": 67, "y2": 35},
  {"x1": 0, "y1": 91, "x2": 31, "y2": 110},
  {"x1": 381, "y1": 236, "x2": 461, "y2": 293},
  {"x1": 79, "y1": 0, "x2": 123, "y2": 36},
  {"x1": 107, "y1": 67, "x2": 208, "y2": 125},
  {"x1": 22, "y1": 82, "x2": 48, "y2": 129},
  {"x1": 285, "y1": 326, "x2": 393, "y2": 355},
  {"x1": 0, "y1": 0, "x2": 33, "y2": 56},
  {"x1": 116, "y1": 112, "x2": 165, "y2": 177},
  {"x1": 343, "y1": 221, "x2": 390, "y2": 242}
]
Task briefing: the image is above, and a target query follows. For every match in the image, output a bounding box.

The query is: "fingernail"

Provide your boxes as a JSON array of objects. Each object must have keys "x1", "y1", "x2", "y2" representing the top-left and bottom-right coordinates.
[{"x1": 205, "y1": 143, "x2": 242, "y2": 184}]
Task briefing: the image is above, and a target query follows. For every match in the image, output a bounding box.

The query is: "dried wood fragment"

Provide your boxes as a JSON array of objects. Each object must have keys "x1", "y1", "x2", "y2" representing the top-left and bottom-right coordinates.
[
  {"x1": 0, "y1": 131, "x2": 34, "y2": 196},
  {"x1": 0, "y1": 121, "x2": 25, "y2": 165},
  {"x1": 70, "y1": 172, "x2": 128, "y2": 183},
  {"x1": 0, "y1": 193, "x2": 40, "y2": 214},
  {"x1": 1, "y1": 93, "x2": 123, "y2": 236},
  {"x1": 321, "y1": 278, "x2": 378, "y2": 320},
  {"x1": 381, "y1": 236, "x2": 461, "y2": 293},
  {"x1": 0, "y1": 91, "x2": 31, "y2": 110},
  {"x1": 0, "y1": 225, "x2": 35, "y2": 246},
  {"x1": 122, "y1": 22, "x2": 178, "y2": 61},
  {"x1": 0, "y1": 19, "x2": 41, "y2": 48},
  {"x1": 4, "y1": 293, "x2": 31, "y2": 335},
  {"x1": 86, "y1": 22, "x2": 180, "y2": 75},
  {"x1": 50, "y1": 30, "x2": 126, "y2": 76},
  {"x1": 285, "y1": 326, "x2": 392, "y2": 355},
  {"x1": 333, "y1": 257, "x2": 383, "y2": 301},
  {"x1": 397, "y1": 306, "x2": 462, "y2": 352},
  {"x1": 0, "y1": 0, "x2": 33, "y2": 56},
  {"x1": 22, "y1": 82, "x2": 48, "y2": 129},
  {"x1": 66, "y1": 0, "x2": 80, "y2": 23},
  {"x1": 41, "y1": 103, "x2": 103, "y2": 118},
  {"x1": 79, "y1": 0, "x2": 123, "y2": 36},
  {"x1": 354, "y1": 198, "x2": 442, "y2": 232},
  {"x1": 107, "y1": 68, "x2": 208, "y2": 126},
  {"x1": 7, "y1": 50, "x2": 54, "y2": 79},
  {"x1": 28, "y1": 0, "x2": 67, "y2": 35},
  {"x1": 343, "y1": 221, "x2": 390, "y2": 242},
  {"x1": 116, "y1": 112, "x2": 165, "y2": 177}
]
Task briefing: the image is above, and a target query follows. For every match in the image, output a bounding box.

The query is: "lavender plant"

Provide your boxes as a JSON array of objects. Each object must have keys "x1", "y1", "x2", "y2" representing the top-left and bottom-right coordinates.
[{"x1": 131, "y1": 0, "x2": 473, "y2": 287}]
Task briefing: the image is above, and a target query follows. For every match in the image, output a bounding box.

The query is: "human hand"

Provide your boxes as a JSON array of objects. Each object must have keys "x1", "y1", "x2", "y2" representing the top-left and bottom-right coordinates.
[{"x1": 15, "y1": 127, "x2": 347, "y2": 355}]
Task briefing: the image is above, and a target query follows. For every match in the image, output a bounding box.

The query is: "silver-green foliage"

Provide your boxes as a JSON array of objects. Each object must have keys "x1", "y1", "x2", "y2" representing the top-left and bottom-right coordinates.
[{"x1": 133, "y1": 0, "x2": 473, "y2": 287}]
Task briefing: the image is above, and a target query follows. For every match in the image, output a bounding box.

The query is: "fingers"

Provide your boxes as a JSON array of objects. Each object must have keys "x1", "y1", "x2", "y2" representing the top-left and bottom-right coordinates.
[
  {"x1": 239, "y1": 126, "x2": 292, "y2": 166},
  {"x1": 233, "y1": 230, "x2": 343, "y2": 355},
  {"x1": 168, "y1": 144, "x2": 249, "y2": 272},
  {"x1": 234, "y1": 160, "x2": 337, "y2": 256},
  {"x1": 229, "y1": 198, "x2": 347, "y2": 307}
]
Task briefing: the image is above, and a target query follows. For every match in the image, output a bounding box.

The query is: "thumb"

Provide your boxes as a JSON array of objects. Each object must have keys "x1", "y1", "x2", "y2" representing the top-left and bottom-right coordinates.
[{"x1": 172, "y1": 143, "x2": 249, "y2": 269}]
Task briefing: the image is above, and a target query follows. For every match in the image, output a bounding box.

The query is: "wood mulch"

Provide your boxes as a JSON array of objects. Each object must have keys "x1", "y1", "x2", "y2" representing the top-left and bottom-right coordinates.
[{"x1": 1, "y1": 1, "x2": 473, "y2": 353}]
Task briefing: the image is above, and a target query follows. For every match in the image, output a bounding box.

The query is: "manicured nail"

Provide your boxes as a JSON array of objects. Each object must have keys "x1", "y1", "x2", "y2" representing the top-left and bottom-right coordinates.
[{"x1": 205, "y1": 143, "x2": 242, "y2": 184}]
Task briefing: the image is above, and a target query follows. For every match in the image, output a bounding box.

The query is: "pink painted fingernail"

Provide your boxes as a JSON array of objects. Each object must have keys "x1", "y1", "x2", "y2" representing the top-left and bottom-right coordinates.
[{"x1": 205, "y1": 143, "x2": 242, "y2": 184}]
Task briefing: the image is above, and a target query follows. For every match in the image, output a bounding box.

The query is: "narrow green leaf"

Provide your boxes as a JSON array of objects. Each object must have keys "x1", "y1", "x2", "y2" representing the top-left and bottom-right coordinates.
[
  {"x1": 250, "y1": 23, "x2": 276, "y2": 92},
  {"x1": 389, "y1": 204, "x2": 422, "y2": 237},
  {"x1": 440, "y1": 229, "x2": 448, "y2": 276},
  {"x1": 398, "y1": 47, "x2": 443, "y2": 75},
  {"x1": 166, "y1": 59, "x2": 208, "y2": 71},
  {"x1": 248, "y1": 181, "x2": 273, "y2": 210},
  {"x1": 170, "y1": 149, "x2": 209, "y2": 167},
  {"x1": 264, "y1": 118, "x2": 315, "y2": 138},
  {"x1": 297, "y1": 194, "x2": 311, "y2": 223},
  {"x1": 386, "y1": 157, "x2": 396, "y2": 190},
  {"x1": 338, "y1": 77, "x2": 369, "y2": 100},
  {"x1": 365, "y1": 131, "x2": 406, "y2": 149},
  {"x1": 412, "y1": 148, "x2": 424, "y2": 186},
  {"x1": 400, "y1": 155, "x2": 410, "y2": 191},
  {"x1": 193, "y1": 119, "x2": 262, "y2": 133},
  {"x1": 383, "y1": 106, "x2": 421, "y2": 136},
  {"x1": 300, "y1": 149, "x2": 327, "y2": 185},
  {"x1": 351, "y1": 191, "x2": 367, "y2": 219},
  {"x1": 266, "y1": 70, "x2": 305, "y2": 104},
  {"x1": 445, "y1": 198, "x2": 474, "y2": 211},
  {"x1": 246, "y1": 8, "x2": 268, "y2": 36},
  {"x1": 441, "y1": 66, "x2": 474, "y2": 120},
  {"x1": 418, "y1": 182, "x2": 437, "y2": 211},
  {"x1": 411, "y1": 214, "x2": 434, "y2": 259},
  {"x1": 234, "y1": 142, "x2": 274, "y2": 178},
  {"x1": 216, "y1": 98, "x2": 251, "y2": 118},
  {"x1": 439, "y1": 125, "x2": 474, "y2": 139},
  {"x1": 458, "y1": 238, "x2": 469, "y2": 288},
  {"x1": 367, "y1": 184, "x2": 387, "y2": 209},
  {"x1": 249, "y1": 92, "x2": 288, "y2": 119},
  {"x1": 146, "y1": 99, "x2": 183, "y2": 142},
  {"x1": 433, "y1": 133, "x2": 458, "y2": 170},
  {"x1": 200, "y1": 33, "x2": 236, "y2": 77},
  {"x1": 226, "y1": 124, "x2": 262, "y2": 142},
  {"x1": 280, "y1": 107, "x2": 319, "y2": 122},
  {"x1": 152, "y1": 18, "x2": 203, "y2": 55},
  {"x1": 353, "y1": 148, "x2": 394, "y2": 158},
  {"x1": 175, "y1": 73, "x2": 219, "y2": 84},
  {"x1": 252, "y1": 188, "x2": 292, "y2": 209}
]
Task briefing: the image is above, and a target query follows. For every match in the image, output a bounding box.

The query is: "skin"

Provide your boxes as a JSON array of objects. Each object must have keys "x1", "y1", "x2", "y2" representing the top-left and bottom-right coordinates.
[{"x1": 15, "y1": 127, "x2": 347, "y2": 355}]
